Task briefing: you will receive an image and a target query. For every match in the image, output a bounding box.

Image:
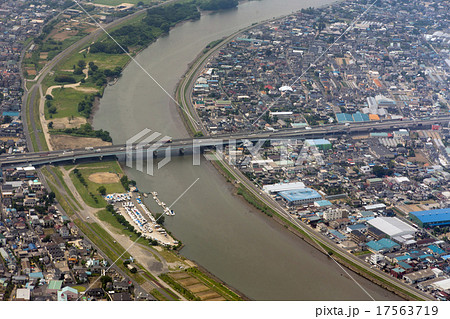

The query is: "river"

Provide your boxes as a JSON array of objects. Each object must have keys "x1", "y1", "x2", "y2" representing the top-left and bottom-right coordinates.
[{"x1": 93, "y1": 0, "x2": 402, "y2": 300}]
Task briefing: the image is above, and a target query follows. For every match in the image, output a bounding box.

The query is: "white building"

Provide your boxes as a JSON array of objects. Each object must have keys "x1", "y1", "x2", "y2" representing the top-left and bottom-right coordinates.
[
  {"x1": 367, "y1": 217, "x2": 416, "y2": 241},
  {"x1": 363, "y1": 203, "x2": 386, "y2": 211},
  {"x1": 432, "y1": 278, "x2": 450, "y2": 294},
  {"x1": 323, "y1": 209, "x2": 343, "y2": 221},
  {"x1": 370, "y1": 254, "x2": 384, "y2": 265},
  {"x1": 262, "y1": 181, "x2": 305, "y2": 194}
]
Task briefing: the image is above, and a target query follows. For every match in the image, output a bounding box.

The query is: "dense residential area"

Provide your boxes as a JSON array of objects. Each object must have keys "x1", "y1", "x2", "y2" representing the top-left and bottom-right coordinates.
[
  {"x1": 0, "y1": 0, "x2": 248, "y2": 302},
  {"x1": 0, "y1": 0, "x2": 450, "y2": 305},
  {"x1": 190, "y1": 0, "x2": 450, "y2": 300},
  {"x1": 192, "y1": 0, "x2": 449, "y2": 133},
  {"x1": 0, "y1": 165, "x2": 140, "y2": 301}
]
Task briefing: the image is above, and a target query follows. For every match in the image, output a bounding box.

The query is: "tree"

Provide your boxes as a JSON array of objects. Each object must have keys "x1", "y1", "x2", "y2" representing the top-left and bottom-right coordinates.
[
  {"x1": 97, "y1": 186, "x2": 107, "y2": 196},
  {"x1": 73, "y1": 67, "x2": 83, "y2": 75},
  {"x1": 100, "y1": 275, "x2": 112, "y2": 289},
  {"x1": 2, "y1": 115, "x2": 12, "y2": 124},
  {"x1": 194, "y1": 131, "x2": 204, "y2": 137},
  {"x1": 48, "y1": 105, "x2": 57, "y2": 114},
  {"x1": 77, "y1": 60, "x2": 86, "y2": 69},
  {"x1": 48, "y1": 121, "x2": 53, "y2": 129},
  {"x1": 372, "y1": 165, "x2": 393, "y2": 177},
  {"x1": 155, "y1": 213, "x2": 165, "y2": 225}
]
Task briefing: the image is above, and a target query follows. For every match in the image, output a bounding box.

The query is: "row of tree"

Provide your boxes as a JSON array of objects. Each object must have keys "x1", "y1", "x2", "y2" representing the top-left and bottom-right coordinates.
[
  {"x1": 196, "y1": 0, "x2": 238, "y2": 11},
  {"x1": 52, "y1": 123, "x2": 112, "y2": 142}
]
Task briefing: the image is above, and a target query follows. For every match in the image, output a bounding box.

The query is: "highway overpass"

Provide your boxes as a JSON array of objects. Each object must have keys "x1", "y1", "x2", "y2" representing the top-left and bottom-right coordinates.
[{"x1": 1, "y1": 116, "x2": 448, "y2": 168}]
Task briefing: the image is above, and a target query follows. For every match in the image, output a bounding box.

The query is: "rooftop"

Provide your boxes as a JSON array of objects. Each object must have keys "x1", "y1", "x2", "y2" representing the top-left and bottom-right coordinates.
[
  {"x1": 410, "y1": 208, "x2": 450, "y2": 225},
  {"x1": 368, "y1": 217, "x2": 416, "y2": 237},
  {"x1": 262, "y1": 181, "x2": 305, "y2": 193},
  {"x1": 279, "y1": 188, "x2": 322, "y2": 202},
  {"x1": 367, "y1": 238, "x2": 400, "y2": 252}
]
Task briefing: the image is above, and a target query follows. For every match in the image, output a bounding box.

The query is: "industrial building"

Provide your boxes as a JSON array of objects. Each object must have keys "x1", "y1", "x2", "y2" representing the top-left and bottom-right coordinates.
[
  {"x1": 432, "y1": 278, "x2": 450, "y2": 294},
  {"x1": 367, "y1": 217, "x2": 417, "y2": 244},
  {"x1": 279, "y1": 188, "x2": 322, "y2": 206},
  {"x1": 366, "y1": 238, "x2": 400, "y2": 253},
  {"x1": 336, "y1": 112, "x2": 371, "y2": 123},
  {"x1": 409, "y1": 208, "x2": 450, "y2": 228},
  {"x1": 262, "y1": 181, "x2": 305, "y2": 194},
  {"x1": 304, "y1": 139, "x2": 332, "y2": 151},
  {"x1": 403, "y1": 268, "x2": 436, "y2": 284}
]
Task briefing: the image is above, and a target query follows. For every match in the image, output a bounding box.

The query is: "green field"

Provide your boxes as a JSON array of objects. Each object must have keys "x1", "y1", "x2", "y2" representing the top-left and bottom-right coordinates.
[
  {"x1": 93, "y1": 0, "x2": 155, "y2": 5},
  {"x1": 59, "y1": 52, "x2": 130, "y2": 73},
  {"x1": 68, "y1": 161, "x2": 126, "y2": 208},
  {"x1": 41, "y1": 167, "x2": 79, "y2": 216},
  {"x1": 46, "y1": 87, "x2": 88, "y2": 119}
]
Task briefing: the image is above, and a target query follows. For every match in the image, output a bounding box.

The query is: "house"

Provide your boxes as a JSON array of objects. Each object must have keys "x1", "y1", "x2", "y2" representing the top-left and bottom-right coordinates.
[
  {"x1": 86, "y1": 288, "x2": 103, "y2": 298},
  {"x1": 112, "y1": 292, "x2": 132, "y2": 301},
  {"x1": 0, "y1": 234, "x2": 6, "y2": 246},
  {"x1": 113, "y1": 280, "x2": 131, "y2": 292},
  {"x1": 15, "y1": 288, "x2": 31, "y2": 301},
  {"x1": 47, "y1": 280, "x2": 63, "y2": 294},
  {"x1": 57, "y1": 286, "x2": 79, "y2": 301},
  {"x1": 391, "y1": 267, "x2": 405, "y2": 279}
]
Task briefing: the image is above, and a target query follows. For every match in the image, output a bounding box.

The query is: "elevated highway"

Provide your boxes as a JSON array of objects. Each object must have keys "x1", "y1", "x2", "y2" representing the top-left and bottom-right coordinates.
[{"x1": 1, "y1": 115, "x2": 448, "y2": 168}]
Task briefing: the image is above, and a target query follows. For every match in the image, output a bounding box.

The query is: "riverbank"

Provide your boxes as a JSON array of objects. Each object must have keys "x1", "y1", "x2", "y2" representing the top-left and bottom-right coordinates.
[
  {"x1": 90, "y1": 0, "x2": 409, "y2": 301},
  {"x1": 173, "y1": 6, "x2": 427, "y2": 301},
  {"x1": 209, "y1": 155, "x2": 419, "y2": 300}
]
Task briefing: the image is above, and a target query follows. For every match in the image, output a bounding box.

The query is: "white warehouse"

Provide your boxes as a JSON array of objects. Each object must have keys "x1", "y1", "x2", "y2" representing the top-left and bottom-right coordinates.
[{"x1": 367, "y1": 217, "x2": 417, "y2": 243}]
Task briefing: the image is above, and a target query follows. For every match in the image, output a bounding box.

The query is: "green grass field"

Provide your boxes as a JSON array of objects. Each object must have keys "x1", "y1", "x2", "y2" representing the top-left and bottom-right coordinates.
[
  {"x1": 41, "y1": 167, "x2": 79, "y2": 216},
  {"x1": 59, "y1": 51, "x2": 130, "y2": 73},
  {"x1": 68, "y1": 161, "x2": 126, "y2": 208},
  {"x1": 46, "y1": 87, "x2": 87, "y2": 119},
  {"x1": 93, "y1": 0, "x2": 155, "y2": 5}
]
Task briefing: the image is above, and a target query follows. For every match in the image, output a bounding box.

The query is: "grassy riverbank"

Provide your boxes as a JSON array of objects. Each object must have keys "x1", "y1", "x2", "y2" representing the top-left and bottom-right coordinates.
[
  {"x1": 175, "y1": 27, "x2": 427, "y2": 300},
  {"x1": 210, "y1": 154, "x2": 423, "y2": 300}
]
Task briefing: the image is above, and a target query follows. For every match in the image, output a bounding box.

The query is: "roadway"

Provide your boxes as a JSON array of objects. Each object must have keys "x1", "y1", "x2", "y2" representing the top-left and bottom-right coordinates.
[
  {"x1": 2, "y1": 115, "x2": 450, "y2": 168},
  {"x1": 22, "y1": 0, "x2": 180, "y2": 152},
  {"x1": 18, "y1": 0, "x2": 183, "y2": 300}
]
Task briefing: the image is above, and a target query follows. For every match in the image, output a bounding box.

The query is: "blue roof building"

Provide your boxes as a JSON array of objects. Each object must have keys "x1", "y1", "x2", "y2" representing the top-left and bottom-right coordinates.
[
  {"x1": 366, "y1": 238, "x2": 400, "y2": 253},
  {"x1": 336, "y1": 113, "x2": 354, "y2": 123},
  {"x1": 314, "y1": 199, "x2": 332, "y2": 207},
  {"x1": 427, "y1": 245, "x2": 445, "y2": 255},
  {"x1": 329, "y1": 229, "x2": 346, "y2": 240},
  {"x1": 279, "y1": 188, "x2": 322, "y2": 206},
  {"x1": 394, "y1": 255, "x2": 413, "y2": 262},
  {"x1": 397, "y1": 261, "x2": 413, "y2": 270},
  {"x1": 409, "y1": 208, "x2": 450, "y2": 227},
  {"x1": 347, "y1": 223, "x2": 367, "y2": 232},
  {"x1": 352, "y1": 112, "x2": 369, "y2": 122}
]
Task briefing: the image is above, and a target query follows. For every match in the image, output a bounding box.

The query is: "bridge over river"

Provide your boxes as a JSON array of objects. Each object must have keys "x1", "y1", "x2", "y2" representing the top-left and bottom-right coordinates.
[{"x1": 1, "y1": 116, "x2": 448, "y2": 168}]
